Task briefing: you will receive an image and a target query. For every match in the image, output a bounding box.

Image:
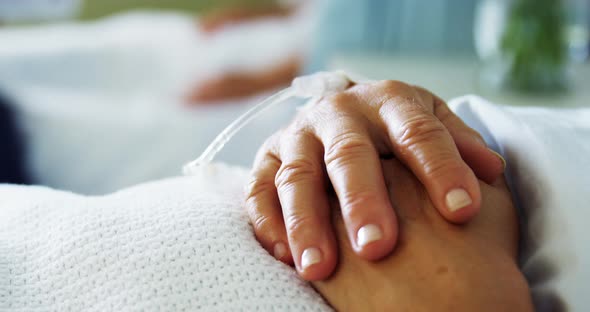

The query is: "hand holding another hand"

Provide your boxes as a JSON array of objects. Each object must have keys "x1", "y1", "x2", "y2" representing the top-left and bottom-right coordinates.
[
  {"x1": 245, "y1": 80, "x2": 506, "y2": 280},
  {"x1": 312, "y1": 158, "x2": 531, "y2": 311}
]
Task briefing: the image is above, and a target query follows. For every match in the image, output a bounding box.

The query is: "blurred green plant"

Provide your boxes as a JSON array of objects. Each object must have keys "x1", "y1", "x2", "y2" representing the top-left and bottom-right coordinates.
[
  {"x1": 500, "y1": 0, "x2": 568, "y2": 92},
  {"x1": 79, "y1": 0, "x2": 276, "y2": 20}
]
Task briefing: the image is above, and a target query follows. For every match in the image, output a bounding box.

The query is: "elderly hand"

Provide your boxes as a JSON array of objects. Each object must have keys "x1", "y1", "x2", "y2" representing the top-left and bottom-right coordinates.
[
  {"x1": 313, "y1": 157, "x2": 531, "y2": 311},
  {"x1": 245, "y1": 80, "x2": 506, "y2": 280}
]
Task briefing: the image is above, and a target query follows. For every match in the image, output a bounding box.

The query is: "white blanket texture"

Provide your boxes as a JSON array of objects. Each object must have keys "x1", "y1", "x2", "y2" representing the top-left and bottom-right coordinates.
[{"x1": 0, "y1": 164, "x2": 330, "y2": 311}]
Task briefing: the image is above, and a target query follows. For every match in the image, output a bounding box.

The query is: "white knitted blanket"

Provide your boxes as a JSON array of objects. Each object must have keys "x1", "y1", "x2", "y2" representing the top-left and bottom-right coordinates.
[{"x1": 0, "y1": 164, "x2": 330, "y2": 311}]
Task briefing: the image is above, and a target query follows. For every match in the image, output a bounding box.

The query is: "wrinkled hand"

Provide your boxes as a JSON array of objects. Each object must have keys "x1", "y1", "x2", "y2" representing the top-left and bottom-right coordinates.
[
  {"x1": 245, "y1": 80, "x2": 506, "y2": 280},
  {"x1": 313, "y1": 158, "x2": 531, "y2": 311}
]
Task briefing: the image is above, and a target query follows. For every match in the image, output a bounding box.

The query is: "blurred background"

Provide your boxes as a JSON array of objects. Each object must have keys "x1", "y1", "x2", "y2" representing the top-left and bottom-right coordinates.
[{"x1": 0, "y1": 0, "x2": 588, "y2": 195}]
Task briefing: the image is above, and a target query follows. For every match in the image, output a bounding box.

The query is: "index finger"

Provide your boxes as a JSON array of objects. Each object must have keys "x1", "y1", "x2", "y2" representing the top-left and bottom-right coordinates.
[{"x1": 312, "y1": 101, "x2": 399, "y2": 260}]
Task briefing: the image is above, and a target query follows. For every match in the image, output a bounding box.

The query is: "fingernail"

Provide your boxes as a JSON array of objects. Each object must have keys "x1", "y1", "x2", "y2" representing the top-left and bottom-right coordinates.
[
  {"x1": 273, "y1": 242, "x2": 287, "y2": 260},
  {"x1": 488, "y1": 148, "x2": 506, "y2": 170},
  {"x1": 301, "y1": 247, "x2": 322, "y2": 270},
  {"x1": 357, "y1": 224, "x2": 383, "y2": 248},
  {"x1": 446, "y1": 188, "x2": 473, "y2": 212}
]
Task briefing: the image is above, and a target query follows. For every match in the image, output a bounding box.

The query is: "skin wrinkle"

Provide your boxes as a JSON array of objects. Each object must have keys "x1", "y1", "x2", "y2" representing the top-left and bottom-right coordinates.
[
  {"x1": 430, "y1": 95, "x2": 486, "y2": 144},
  {"x1": 314, "y1": 171, "x2": 529, "y2": 311},
  {"x1": 419, "y1": 152, "x2": 468, "y2": 181},
  {"x1": 246, "y1": 162, "x2": 280, "y2": 199},
  {"x1": 279, "y1": 128, "x2": 329, "y2": 184},
  {"x1": 374, "y1": 91, "x2": 477, "y2": 207},
  {"x1": 313, "y1": 87, "x2": 391, "y2": 156},
  {"x1": 354, "y1": 88, "x2": 404, "y2": 154},
  {"x1": 339, "y1": 190, "x2": 385, "y2": 223},
  {"x1": 246, "y1": 79, "x2": 505, "y2": 283},
  {"x1": 284, "y1": 213, "x2": 322, "y2": 237},
  {"x1": 245, "y1": 148, "x2": 287, "y2": 255},
  {"x1": 324, "y1": 131, "x2": 375, "y2": 168},
  {"x1": 322, "y1": 130, "x2": 384, "y2": 217},
  {"x1": 250, "y1": 211, "x2": 274, "y2": 236},
  {"x1": 376, "y1": 97, "x2": 428, "y2": 152},
  {"x1": 275, "y1": 158, "x2": 324, "y2": 192},
  {"x1": 310, "y1": 84, "x2": 392, "y2": 157},
  {"x1": 245, "y1": 178, "x2": 276, "y2": 204},
  {"x1": 396, "y1": 115, "x2": 449, "y2": 152},
  {"x1": 246, "y1": 155, "x2": 281, "y2": 204}
]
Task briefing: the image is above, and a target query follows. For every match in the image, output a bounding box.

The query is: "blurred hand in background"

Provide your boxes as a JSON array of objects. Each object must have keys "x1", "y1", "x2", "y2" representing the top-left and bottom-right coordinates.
[
  {"x1": 199, "y1": 2, "x2": 294, "y2": 33},
  {"x1": 186, "y1": 1, "x2": 304, "y2": 104}
]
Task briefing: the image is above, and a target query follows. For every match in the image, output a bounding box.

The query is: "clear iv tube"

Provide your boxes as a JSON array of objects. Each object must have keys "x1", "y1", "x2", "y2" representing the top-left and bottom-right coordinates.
[
  {"x1": 183, "y1": 87, "x2": 295, "y2": 174},
  {"x1": 183, "y1": 71, "x2": 354, "y2": 175}
]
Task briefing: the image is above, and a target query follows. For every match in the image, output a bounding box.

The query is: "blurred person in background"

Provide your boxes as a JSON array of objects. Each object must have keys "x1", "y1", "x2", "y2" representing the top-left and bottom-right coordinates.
[
  {"x1": 187, "y1": 0, "x2": 478, "y2": 102},
  {"x1": 0, "y1": 1, "x2": 46, "y2": 184},
  {"x1": 0, "y1": 93, "x2": 29, "y2": 184},
  {"x1": 0, "y1": 0, "x2": 81, "y2": 185},
  {"x1": 186, "y1": 0, "x2": 306, "y2": 102}
]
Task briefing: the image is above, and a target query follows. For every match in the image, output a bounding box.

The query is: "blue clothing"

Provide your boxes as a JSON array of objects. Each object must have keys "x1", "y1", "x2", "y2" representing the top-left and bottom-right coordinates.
[
  {"x1": 0, "y1": 93, "x2": 30, "y2": 184},
  {"x1": 308, "y1": 0, "x2": 477, "y2": 71}
]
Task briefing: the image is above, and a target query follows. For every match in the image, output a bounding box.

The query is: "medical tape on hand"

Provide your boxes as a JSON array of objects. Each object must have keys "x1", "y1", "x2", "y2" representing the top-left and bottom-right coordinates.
[{"x1": 183, "y1": 71, "x2": 357, "y2": 175}]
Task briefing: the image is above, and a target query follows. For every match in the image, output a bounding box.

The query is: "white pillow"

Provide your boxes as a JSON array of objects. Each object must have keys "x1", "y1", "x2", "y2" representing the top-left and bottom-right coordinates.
[{"x1": 0, "y1": 164, "x2": 330, "y2": 311}]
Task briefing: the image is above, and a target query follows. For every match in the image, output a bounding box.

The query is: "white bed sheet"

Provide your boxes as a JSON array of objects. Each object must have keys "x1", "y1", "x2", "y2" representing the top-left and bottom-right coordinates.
[{"x1": 451, "y1": 95, "x2": 590, "y2": 311}]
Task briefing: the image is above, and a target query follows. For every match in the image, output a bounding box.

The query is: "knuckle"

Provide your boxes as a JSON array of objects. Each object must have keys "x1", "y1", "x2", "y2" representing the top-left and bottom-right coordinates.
[
  {"x1": 431, "y1": 94, "x2": 447, "y2": 111},
  {"x1": 288, "y1": 111, "x2": 315, "y2": 133},
  {"x1": 411, "y1": 85, "x2": 435, "y2": 102},
  {"x1": 265, "y1": 130, "x2": 283, "y2": 148},
  {"x1": 422, "y1": 154, "x2": 469, "y2": 181},
  {"x1": 324, "y1": 132, "x2": 372, "y2": 169},
  {"x1": 284, "y1": 213, "x2": 316, "y2": 235},
  {"x1": 245, "y1": 176, "x2": 276, "y2": 201},
  {"x1": 374, "y1": 80, "x2": 411, "y2": 94},
  {"x1": 338, "y1": 189, "x2": 381, "y2": 218},
  {"x1": 325, "y1": 91, "x2": 355, "y2": 112},
  {"x1": 250, "y1": 213, "x2": 277, "y2": 240},
  {"x1": 397, "y1": 115, "x2": 447, "y2": 150},
  {"x1": 255, "y1": 136, "x2": 281, "y2": 162},
  {"x1": 274, "y1": 158, "x2": 322, "y2": 191},
  {"x1": 434, "y1": 104, "x2": 455, "y2": 124},
  {"x1": 285, "y1": 126, "x2": 315, "y2": 144}
]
